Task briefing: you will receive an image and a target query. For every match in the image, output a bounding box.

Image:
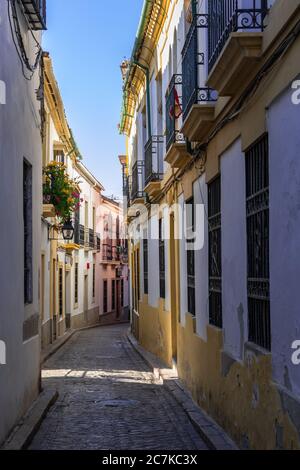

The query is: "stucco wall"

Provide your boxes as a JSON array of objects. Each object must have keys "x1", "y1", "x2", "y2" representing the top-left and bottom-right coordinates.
[
  {"x1": 220, "y1": 139, "x2": 248, "y2": 360},
  {"x1": 0, "y1": 3, "x2": 42, "y2": 444},
  {"x1": 268, "y1": 84, "x2": 300, "y2": 395}
]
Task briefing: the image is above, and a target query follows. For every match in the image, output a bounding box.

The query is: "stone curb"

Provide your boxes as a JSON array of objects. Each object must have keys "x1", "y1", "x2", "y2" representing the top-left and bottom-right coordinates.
[
  {"x1": 2, "y1": 389, "x2": 58, "y2": 450},
  {"x1": 127, "y1": 330, "x2": 238, "y2": 451}
]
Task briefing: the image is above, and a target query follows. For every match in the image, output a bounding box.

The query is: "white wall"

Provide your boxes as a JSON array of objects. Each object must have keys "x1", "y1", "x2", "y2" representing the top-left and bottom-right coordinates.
[
  {"x1": 178, "y1": 193, "x2": 188, "y2": 324},
  {"x1": 194, "y1": 175, "x2": 209, "y2": 339},
  {"x1": 268, "y1": 83, "x2": 300, "y2": 395},
  {"x1": 221, "y1": 139, "x2": 248, "y2": 360},
  {"x1": 148, "y1": 214, "x2": 160, "y2": 308},
  {"x1": 0, "y1": 2, "x2": 42, "y2": 444}
]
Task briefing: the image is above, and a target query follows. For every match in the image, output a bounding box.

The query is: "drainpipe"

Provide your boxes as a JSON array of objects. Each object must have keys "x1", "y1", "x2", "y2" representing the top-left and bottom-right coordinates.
[{"x1": 133, "y1": 61, "x2": 152, "y2": 140}]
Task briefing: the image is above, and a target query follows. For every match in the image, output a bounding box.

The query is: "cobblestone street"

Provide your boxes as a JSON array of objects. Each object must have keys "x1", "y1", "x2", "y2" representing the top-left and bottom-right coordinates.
[{"x1": 29, "y1": 325, "x2": 208, "y2": 450}]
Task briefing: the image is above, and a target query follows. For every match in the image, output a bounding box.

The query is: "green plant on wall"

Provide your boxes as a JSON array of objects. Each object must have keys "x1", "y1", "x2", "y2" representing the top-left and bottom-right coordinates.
[{"x1": 43, "y1": 162, "x2": 82, "y2": 222}]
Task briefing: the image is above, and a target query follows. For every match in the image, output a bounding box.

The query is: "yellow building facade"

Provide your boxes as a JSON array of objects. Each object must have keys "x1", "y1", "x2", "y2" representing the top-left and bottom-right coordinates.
[{"x1": 120, "y1": 0, "x2": 300, "y2": 449}]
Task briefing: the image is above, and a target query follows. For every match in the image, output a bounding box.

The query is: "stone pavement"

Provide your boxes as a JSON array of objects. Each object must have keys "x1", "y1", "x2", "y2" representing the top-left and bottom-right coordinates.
[{"x1": 29, "y1": 324, "x2": 208, "y2": 450}]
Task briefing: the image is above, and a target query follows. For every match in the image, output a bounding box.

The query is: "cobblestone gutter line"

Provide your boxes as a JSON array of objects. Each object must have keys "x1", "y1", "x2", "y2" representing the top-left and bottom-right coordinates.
[{"x1": 127, "y1": 330, "x2": 239, "y2": 451}]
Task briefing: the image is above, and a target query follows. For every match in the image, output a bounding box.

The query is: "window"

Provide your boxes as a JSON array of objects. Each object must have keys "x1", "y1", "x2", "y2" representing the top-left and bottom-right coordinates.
[
  {"x1": 112, "y1": 279, "x2": 116, "y2": 311},
  {"x1": 53, "y1": 149, "x2": 64, "y2": 164},
  {"x1": 24, "y1": 160, "x2": 33, "y2": 304},
  {"x1": 121, "y1": 279, "x2": 124, "y2": 307},
  {"x1": 103, "y1": 280, "x2": 108, "y2": 313},
  {"x1": 186, "y1": 198, "x2": 195, "y2": 316},
  {"x1": 246, "y1": 134, "x2": 270, "y2": 350},
  {"x1": 59, "y1": 267, "x2": 63, "y2": 316},
  {"x1": 159, "y1": 219, "x2": 165, "y2": 299},
  {"x1": 92, "y1": 263, "x2": 96, "y2": 299},
  {"x1": 143, "y1": 238, "x2": 148, "y2": 295},
  {"x1": 208, "y1": 176, "x2": 222, "y2": 328},
  {"x1": 74, "y1": 263, "x2": 79, "y2": 304}
]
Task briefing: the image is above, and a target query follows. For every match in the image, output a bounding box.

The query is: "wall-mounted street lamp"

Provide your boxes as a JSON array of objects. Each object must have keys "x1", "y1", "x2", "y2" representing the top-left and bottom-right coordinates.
[
  {"x1": 48, "y1": 218, "x2": 75, "y2": 241},
  {"x1": 61, "y1": 218, "x2": 75, "y2": 241}
]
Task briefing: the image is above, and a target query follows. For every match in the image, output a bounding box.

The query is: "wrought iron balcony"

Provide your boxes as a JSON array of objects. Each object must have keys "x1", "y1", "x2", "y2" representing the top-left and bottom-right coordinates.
[
  {"x1": 166, "y1": 75, "x2": 185, "y2": 152},
  {"x1": 144, "y1": 136, "x2": 164, "y2": 187},
  {"x1": 182, "y1": 15, "x2": 217, "y2": 121},
  {"x1": 208, "y1": 0, "x2": 268, "y2": 73},
  {"x1": 89, "y1": 229, "x2": 96, "y2": 250},
  {"x1": 21, "y1": 0, "x2": 47, "y2": 30},
  {"x1": 78, "y1": 224, "x2": 85, "y2": 247},
  {"x1": 96, "y1": 234, "x2": 101, "y2": 252},
  {"x1": 131, "y1": 161, "x2": 145, "y2": 201}
]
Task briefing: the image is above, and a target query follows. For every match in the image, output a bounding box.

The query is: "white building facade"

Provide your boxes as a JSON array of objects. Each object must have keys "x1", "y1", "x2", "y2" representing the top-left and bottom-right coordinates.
[{"x1": 0, "y1": 0, "x2": 46, "y2": 445}]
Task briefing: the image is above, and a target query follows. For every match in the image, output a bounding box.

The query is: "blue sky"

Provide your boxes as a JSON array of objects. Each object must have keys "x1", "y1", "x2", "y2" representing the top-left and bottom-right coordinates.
[{"x1": 44, "y1": 0, "x2": 143, "y2": 198}]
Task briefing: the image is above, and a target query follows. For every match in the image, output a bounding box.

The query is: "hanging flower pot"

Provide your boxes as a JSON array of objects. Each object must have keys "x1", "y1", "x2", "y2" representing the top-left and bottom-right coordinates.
[{"x1": 43, "y1": 162, "x2": 81, "y2": 223}]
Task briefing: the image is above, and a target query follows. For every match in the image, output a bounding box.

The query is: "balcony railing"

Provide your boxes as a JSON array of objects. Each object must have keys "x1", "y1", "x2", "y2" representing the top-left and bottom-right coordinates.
[
  {"x1": 89, "y1": 229, "x2": 96, "y2": 250},
  {"x1": 144, "y1": 136, "x2": 164, "y2": 187},
  {"x1": 21, "y1": 0, "x2": 47, "y2": 30},
  {"x1": 208, "y1": 0, "x2": 268, "y2": 72},
  {"x1": 182, "y1": 16, "x2": 217, "y2": 120},
  {"x1": 96, "y1": 234, "x2": 101, "y2": 252},
  {"x1": 102, "y1": 242, "x2": 120, "y2": 262},
  {"x1": 131, "y1": 161, "x2": 145, "y2": 201},
  {"x1": 78, "y1": 224, "x2": 85, "y2": 246},
  {"x1": 166, "y1": 75, "x2": 185, "y2": 152}
]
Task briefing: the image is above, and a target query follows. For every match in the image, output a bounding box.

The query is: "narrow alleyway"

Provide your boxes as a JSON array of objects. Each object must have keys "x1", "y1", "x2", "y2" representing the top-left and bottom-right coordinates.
[{"x1": 29, "y1": 325, "x2": 208, "y2": 450}]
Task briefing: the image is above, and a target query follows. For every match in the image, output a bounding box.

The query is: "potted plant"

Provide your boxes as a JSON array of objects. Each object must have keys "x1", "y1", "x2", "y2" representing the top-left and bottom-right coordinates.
[{"x1": 43, "y1": 162, "x2": 82, "y2": 223}]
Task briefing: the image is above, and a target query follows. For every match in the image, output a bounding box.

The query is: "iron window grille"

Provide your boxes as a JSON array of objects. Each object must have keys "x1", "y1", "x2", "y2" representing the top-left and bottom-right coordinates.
[
  {"x1": 131, "y1": 161, "x2": 145, "y2": 201},
  {"x1": 182, "y1": 14, "x2": 217, "y2": 121},
  {"x1": 208, "y1": 0, "x2": 268, "y2": 72},
  {"x1": 186, "y1": 198, "x2": 196, "y2": 316},
  {"x1": 159, "y1": 219, "x2": 166, "y2": 299},
  {"x1": 24, "y1": 159, "x2": 33, "y2": 304},
  {"x1": 143, "y1": 238, "x2": 149, "y2": 295},
  {"x1": 246, "y1": 134, "x2": 270, "y2": 351},
  {"x1": 21, "y1": 0, "x2": 47, "y2": 30},
  {"x1": 208, "y1": 175, "x2": 222, "y2": 328},
  {"x1": 144, "y1": 136, "x2": 164, "y2": 187},
  {"x1": 165, "y1": 74, "x2": 185, "y2": 152}
]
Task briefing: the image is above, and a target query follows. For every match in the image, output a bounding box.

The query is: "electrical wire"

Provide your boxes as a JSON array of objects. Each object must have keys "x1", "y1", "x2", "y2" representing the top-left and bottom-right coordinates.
[{"x1": 7, "y1": 0, "x2": 43, "y2": 81}]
